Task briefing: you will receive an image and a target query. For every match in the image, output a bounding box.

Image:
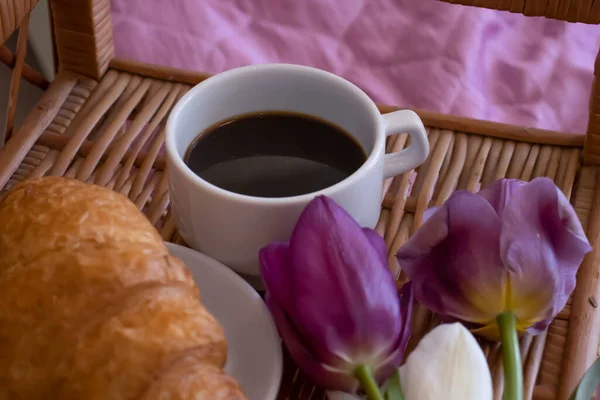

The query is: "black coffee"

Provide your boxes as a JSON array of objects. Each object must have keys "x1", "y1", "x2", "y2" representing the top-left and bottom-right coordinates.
[{"x1": 184, "y1": 111, "x2": 367, "y2": 198}]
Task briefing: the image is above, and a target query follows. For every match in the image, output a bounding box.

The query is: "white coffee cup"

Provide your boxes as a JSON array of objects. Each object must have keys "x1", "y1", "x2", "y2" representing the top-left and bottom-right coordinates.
[{"x1": 166, "y1": 64, "x2": 429, "y2": 276}]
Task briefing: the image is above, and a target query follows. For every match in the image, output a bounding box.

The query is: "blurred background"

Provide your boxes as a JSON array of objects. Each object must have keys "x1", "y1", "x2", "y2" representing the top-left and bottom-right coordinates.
[{"x1": 7, "y1": 0, "x2": 600, "y2": 134}]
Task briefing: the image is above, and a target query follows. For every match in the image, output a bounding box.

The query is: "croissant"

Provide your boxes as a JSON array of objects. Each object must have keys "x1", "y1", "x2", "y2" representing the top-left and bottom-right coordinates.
[{"x1": 0, "y1": 177, "x2": 247, "y2": 400}]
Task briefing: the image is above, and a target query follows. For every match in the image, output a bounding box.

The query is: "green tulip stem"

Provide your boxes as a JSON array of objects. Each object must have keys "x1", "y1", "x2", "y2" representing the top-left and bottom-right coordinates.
[
  {"x1": 497, "y1": 311, "x2": 523, "y2": 400},
  {"x1": 355, "y1": 365, "x2": 385, "y2": 400}
]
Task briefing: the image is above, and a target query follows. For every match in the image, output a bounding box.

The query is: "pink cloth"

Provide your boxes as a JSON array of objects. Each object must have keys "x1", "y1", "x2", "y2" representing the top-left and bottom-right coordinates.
[{"x1": 111, "y1": 0, "x2": 600, "y2": 133}]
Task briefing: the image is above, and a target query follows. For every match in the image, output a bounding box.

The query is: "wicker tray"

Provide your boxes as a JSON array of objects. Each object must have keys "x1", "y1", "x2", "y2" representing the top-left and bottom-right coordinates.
[
  {"x1": 441, "y1": 0, "x2": 600, "y2": 23},
  {"x1": 1, "y1": 1, "x2": 600, "y2": 400}
]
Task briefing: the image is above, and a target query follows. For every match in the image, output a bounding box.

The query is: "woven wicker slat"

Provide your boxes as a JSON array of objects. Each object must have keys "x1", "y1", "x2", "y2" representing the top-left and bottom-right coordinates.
[
  {"x1": 585, "y1": 60, "x2": 600, "y2": 164},
  {"x1": 50, "y1": 0, "x2": 114, "y2": 79},
  {"x1": 441, "y1": 0, "x2": 600, "y2": 23},
  {"x1": 0, "y1": 0, "x2": 37, "y2": 44}
]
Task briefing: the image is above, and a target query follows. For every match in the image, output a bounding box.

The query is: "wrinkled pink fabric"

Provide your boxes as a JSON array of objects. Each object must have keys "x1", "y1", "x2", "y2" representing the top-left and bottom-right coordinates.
[{"x1": 111, "y1": 0, "x2": 600, "y2": 133}]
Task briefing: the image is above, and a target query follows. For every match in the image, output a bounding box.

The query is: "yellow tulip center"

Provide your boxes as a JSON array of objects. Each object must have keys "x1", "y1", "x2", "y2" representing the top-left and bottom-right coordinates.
[{"x1": 468, "y1": 274, "x2": 548, "y2": 341}]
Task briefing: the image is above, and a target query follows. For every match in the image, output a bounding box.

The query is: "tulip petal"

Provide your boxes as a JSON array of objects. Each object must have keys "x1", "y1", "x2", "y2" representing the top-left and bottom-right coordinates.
[
  {"x1": 398, "y1": 282, "x2": 414, "y2": 362},
  {"x1": 372, "y1": 283, "x2": 414, "y2": 383},
  {"x1": 423, "y1": 206, "x2": 439, "y2": 223},
  {"x1": 259, "y1": 242, "x2": 293, "y2": 307},
  {"x1": 399, "y1": 323, "x2": 493, "y2": 400},
  {"x1": 261, "y1": 242, "x2": 362, "y2": 387},
  {"x1": 499, "y1": 177, "x2": 592, "y2": 329},
  {"x1": 397, "y1": 191, "x2": 506, "y2": 324},
  {"x1": 362, "y1": 228, "x2": 388, "y2": 267},
  {"x1": 526, "y1": 318, "x2": 553, "y2": 336},
  {"x1": 265, "y1": 295, "x2": 359, "y2": 393},
  {"x1": 477, "y1": 178, "x2": 527, "y2": 214},
  {"x1": 289, "y1": 196, "x2": 401, "y2": 367}
]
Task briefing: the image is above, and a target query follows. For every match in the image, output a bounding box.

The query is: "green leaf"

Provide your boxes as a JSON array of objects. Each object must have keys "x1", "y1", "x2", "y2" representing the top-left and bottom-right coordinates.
[
  {"x1": 570, "y1": 357, "x2": 600, "y2": 400},
  {"x1": 383, "y1": 370, "x2": 404, "y2": 400}
]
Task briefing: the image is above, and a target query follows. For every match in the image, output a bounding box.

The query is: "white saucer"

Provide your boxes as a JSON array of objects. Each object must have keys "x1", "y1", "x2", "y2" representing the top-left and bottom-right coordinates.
[{"x1": 166, "y1": 242, "x2": 283, "y2": 400}]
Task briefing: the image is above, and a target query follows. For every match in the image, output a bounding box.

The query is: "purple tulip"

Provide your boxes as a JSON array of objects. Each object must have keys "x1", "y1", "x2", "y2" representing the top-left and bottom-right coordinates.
[
  {"x1": 260, "y1": 196, "x2": 413, "y2": 393},
  {"x1": 397, "y1": 177, "x2": 592, "y2": 340}
]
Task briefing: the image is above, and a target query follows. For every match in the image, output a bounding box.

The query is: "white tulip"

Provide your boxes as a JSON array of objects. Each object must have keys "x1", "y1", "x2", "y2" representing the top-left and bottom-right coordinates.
[
  {"x1": 327, "y1": 391, "x2": 361, "y2": 400},
  {"x1": 399, "y1": 323, "x2": 493, "y2": 400},
  {"x1": 327, "y1": 323, "x2": 491, "y2": 400}
]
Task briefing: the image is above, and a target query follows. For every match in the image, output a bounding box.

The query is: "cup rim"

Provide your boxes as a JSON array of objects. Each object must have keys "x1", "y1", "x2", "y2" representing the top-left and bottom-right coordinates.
[{"x1": 165, "y1": 63, "x2": 384, "y2": 205}]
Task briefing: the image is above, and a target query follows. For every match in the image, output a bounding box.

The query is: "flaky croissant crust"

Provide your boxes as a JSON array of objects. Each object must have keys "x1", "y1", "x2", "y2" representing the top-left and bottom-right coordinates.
[{"x1": 0, "y1": 177, "x2": 246, "y2": 400}]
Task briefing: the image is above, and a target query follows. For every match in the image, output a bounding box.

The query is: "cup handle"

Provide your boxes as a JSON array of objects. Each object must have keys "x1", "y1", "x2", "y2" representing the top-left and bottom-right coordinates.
[{"x1": 382, "y1": 110, "x2": 430, "y2": 179}]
